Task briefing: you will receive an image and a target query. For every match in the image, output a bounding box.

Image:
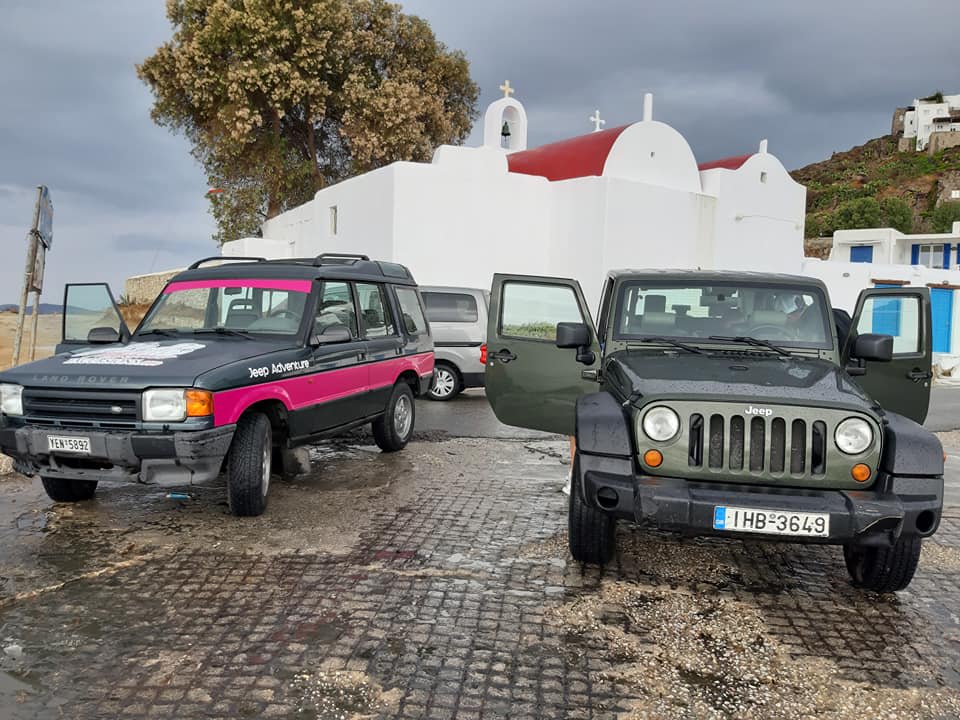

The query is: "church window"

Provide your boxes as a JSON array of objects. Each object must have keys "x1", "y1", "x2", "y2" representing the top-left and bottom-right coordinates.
[
  {"x1": 760, "y1": 172, "x2": 768, "y2": 184},
  {"x1": 329, "y1": 206, "x2": 338, "y2": 236}
]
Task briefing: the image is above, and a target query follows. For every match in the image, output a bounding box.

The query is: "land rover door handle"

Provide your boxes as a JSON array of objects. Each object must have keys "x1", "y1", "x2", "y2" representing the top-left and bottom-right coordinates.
[
  {"x1": 492, "y1": 348, "x2": 517, "y2": 364},
  {"x1": 906, "y1": 368, "x2": 932, "y2": 382}
]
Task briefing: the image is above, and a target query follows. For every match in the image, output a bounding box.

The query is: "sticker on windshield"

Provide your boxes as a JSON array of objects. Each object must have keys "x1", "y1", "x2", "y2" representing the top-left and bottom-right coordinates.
[{"x1": 63, "y1": 342, "x2": 206, "y2": 367}]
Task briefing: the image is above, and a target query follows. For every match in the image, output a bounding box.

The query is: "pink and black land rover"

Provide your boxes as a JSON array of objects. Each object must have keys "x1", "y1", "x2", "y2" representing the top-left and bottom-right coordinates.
[{"x1": 0, "y1": 254, "x2": 434, "y2": 516}]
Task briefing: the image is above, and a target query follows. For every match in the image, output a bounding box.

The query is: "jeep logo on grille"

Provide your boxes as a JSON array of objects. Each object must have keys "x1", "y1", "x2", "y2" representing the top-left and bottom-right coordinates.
[{"x1": 744, "y1": 405, "x2": 773, "y2": 417}]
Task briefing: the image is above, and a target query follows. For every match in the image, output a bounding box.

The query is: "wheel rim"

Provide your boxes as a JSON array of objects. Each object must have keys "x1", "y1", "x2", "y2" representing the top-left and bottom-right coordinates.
[
  {"x1": 261, "y1": 432, "x2": 272, "y2": 497},
  {"x1": 431, "y1": 368, "x2": 456, "y2": 398},
  {"x1": 394, "y1": 394, "x2": 412, "y2": 438}
]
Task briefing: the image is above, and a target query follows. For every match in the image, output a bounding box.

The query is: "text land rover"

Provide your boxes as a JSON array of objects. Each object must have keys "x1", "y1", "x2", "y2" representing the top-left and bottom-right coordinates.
[
  {"x1": 0, "y1": 254, "x2": 433, "y2": 516},
  {"x1": 485, "y1": 270, "x2": 942, "y2": 592}
]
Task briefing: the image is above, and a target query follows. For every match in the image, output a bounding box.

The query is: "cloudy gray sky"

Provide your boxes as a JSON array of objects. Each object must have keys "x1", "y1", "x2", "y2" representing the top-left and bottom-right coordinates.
[{"x1": 1, "y1": 0, "x2": 958, "y2": 304}]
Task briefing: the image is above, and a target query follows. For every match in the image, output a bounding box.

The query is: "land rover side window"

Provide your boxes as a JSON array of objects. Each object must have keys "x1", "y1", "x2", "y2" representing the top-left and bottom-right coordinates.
[
  {"x1": 356, "y1": 283, "x2": 395, "y2": 337},
  {"x1": 613, "y1": 282, "x2": 831, "y2": 348},
  {"x1": 500, "y1": 282, "x2": 584, "y2": 342},
  {"x1": 422, "y1": 292, "x2": 479, "y2": 323},
  {"x1": 856, "y1": 294, "x2": 920, "y2": 354},
  {"x1": 394, "y1": 287, "x2": 428, "y2": 335},
  {"x1": 63, "y1": 284, "x2": 125, "y2": 342},
  {"x1": 316, "y1": 281, "x2": 358, "y2": 338}
]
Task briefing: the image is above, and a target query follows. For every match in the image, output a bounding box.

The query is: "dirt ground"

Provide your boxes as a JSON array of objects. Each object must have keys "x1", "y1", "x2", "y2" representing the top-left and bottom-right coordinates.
[{"x1": 0, "y1": 312, "x2": 60, "y2": 370}]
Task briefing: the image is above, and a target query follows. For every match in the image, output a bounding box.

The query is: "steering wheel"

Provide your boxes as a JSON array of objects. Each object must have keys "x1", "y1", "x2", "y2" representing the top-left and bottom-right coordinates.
[
  {"x1": 268, "y1": 310, "x2": 299, "y2": 321},
  {"x1": 750, "y1": 324, "x2": 792, "y2": 339}
]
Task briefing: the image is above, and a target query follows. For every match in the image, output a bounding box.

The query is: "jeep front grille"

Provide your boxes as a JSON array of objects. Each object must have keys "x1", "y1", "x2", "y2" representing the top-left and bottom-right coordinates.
[
  {"x1": 23, "y1": 388, "x2": 140, "y2": 429},
  {"x1": 647, "y1": 401, "x2": 881, "y2": 489}
]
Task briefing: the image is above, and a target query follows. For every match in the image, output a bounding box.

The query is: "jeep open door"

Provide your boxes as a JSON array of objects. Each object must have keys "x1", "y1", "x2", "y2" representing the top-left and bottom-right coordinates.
[
  {"x1": 56, "y1": 283, "x2": 130, "y2": 353},
  {"x1": 485, "y1": 274, "x2": 600, "y2": 435},
  {"x1": 845, "y1": 286, "x2": 932, "y2": 424}
]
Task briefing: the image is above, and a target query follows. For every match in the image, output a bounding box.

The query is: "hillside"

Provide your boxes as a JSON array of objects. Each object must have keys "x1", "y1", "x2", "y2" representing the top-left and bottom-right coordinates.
[{"x1": 791, "y1": 136, "x2": 960, "y2": 257}]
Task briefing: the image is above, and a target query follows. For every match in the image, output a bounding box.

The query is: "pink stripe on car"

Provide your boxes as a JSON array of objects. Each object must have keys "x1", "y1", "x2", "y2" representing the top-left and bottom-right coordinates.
[
  {"x1": 165, "y1": 279, "x2": 314, "y2": 294},
  {"x1": 213, "y1": 352, "x2": 434, "y2": 427}
]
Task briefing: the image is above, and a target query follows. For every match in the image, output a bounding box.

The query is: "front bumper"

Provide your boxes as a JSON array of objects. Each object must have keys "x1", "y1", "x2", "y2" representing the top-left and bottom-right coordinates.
[
  {"x1": 578, "y1": 454, "x2": 943, "y2": 547},
  {"x1": 0, "y1": 424, "x2": 235, "y2": 486}
]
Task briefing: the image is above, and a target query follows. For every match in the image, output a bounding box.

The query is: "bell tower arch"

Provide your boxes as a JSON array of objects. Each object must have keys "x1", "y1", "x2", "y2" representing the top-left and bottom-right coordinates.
[{"x1": 483, "y1": 81, "x2": 528, "y2": 153}]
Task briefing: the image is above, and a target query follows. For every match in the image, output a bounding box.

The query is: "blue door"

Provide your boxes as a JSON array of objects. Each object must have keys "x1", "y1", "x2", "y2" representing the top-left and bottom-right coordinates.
[
  {"x1": 930, "y1": 288, "x2": 953, "y2": 353},
  {"x1": 850, "y1": 246, "x2": 874, "y2": 263}
]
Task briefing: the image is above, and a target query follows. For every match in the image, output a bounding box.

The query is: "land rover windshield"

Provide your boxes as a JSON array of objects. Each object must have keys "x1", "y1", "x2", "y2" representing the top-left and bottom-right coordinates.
[
  {"x1": 612, "y1": 280, "x2": 833, "y2": 349},
  {"x1": 138, "y1": 280, "x2": 310, "y2": 338}
]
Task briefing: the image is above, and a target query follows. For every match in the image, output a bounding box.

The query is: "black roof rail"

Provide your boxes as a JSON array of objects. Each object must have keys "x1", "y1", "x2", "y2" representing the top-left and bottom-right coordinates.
[
  {"x1": 188, "y1": 256, "x2": 266, "y2": 270},
  {"x1": 313, "y1": 253, "x2": 370, "y2": 266}
]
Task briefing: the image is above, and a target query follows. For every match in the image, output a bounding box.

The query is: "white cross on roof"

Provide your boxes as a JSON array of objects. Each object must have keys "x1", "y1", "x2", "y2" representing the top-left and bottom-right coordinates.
[
  {"x1": 500, "y1": 80, "x2": 515, "y2": 98},
  {"x1": 589, "y1": 109, "x2": 605, "y2": 132}
]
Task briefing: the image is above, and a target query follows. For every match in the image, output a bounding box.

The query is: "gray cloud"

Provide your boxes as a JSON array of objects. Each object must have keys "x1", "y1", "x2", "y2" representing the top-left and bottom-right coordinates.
[{"x1": 2, "y1": 0, "x2": 958, "y2": 305}]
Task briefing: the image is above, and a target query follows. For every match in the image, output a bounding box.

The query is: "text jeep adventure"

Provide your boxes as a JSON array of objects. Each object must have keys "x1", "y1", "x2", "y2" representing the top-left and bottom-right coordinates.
[
  {"x1": 0, "y1": 254, "x2": 434, "y2": 516},
  {"x1": 486, "y1": 270, "x2": 943, "y2": 591}
]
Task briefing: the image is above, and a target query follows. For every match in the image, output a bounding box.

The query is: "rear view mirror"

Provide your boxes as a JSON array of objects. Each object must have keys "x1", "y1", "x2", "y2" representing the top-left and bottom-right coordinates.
[
  {"x1": 853, "y1": 333, "x2": 893, "y2": 362},
  {"x1": 556, "y1": 322, "x2": 590, "y2": 349},
  {"x1": 310, "y1": 325, "x2": 352, "y2": 346},
  {"x1": 87, "y1": 326, "x2": 121, "y2": 344}
]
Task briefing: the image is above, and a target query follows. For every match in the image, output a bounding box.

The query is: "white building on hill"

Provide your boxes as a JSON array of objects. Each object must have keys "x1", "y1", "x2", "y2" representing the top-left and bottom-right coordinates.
[
  {"x1": 226, "y1": 89, "x2": 806, "y2": 314},
  {"x1": 902, "y1": 94, "x2": 960, "y2": 151}
]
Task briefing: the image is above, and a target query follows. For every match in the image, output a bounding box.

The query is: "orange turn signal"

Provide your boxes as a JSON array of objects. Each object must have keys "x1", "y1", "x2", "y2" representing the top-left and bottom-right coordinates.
[
  {"x1": 851, "y1": 463, "x2": 871, "y2": 483},
  {"x1": 185, "y1": 389, "x2": 214, "y2": 417},
  {"x1": 643, "y1": 449, "x2": 663, "y2": 468}
]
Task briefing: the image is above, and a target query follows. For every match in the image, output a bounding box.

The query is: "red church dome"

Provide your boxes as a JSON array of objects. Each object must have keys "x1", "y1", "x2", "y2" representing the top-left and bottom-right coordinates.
[{"x1": 506, "y1": 125, "x2": 631, "y2": 181}]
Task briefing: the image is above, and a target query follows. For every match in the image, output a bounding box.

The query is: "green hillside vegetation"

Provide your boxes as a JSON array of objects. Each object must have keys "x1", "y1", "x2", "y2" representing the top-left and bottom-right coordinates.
[{"x1": 790, "y1": 136, "x2": 960, "y2": 250}]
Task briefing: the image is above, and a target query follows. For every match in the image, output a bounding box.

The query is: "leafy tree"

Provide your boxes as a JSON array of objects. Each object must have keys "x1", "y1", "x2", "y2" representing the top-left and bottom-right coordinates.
[
  {"x1": 879, "y1": 197, "x2": 913, "y2": 233},
  {"x1": 138, "y1": 0, "x2": 479, "y2": 243},
  {"x1": 832, "y1": 197, "x2": 882, "y2": 231},
  {"x1": 932, "y1": 201, "x2": 960, "y2": 233}
]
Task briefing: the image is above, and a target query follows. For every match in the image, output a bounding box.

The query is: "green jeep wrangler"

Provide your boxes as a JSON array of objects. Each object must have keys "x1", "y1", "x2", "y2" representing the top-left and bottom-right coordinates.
[{"x1": 485, "y1": 270, "x2": 943, "y2": 592}]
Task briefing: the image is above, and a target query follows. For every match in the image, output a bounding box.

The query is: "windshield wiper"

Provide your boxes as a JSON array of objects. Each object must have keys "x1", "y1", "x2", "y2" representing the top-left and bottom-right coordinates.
[
  {"x1": 629, "y1": 337, "x2": 710, "y2": 356},
  {"x1": 137, "y1": 328, "x2": 181, "y2": 337},
  {"x1": 192, "y1": 327, "x2": 253, "y2": 338},
  {"x1": 708, "y1": 335, "x2": 793, "y2": 357}
]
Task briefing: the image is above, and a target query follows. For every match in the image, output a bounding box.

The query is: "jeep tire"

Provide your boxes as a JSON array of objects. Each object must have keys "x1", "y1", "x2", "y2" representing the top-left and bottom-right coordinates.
[
  {"x1": 227, "y1": 412, "x2": 272, "y2": 517},
  {"x1": 427, "y1": 363, "x2": 461, "y2": 401},
  {"x1": 568, "y1": 457, "x2": 617, "y2": 565},
  {"x1": 373, "y1": 382, "x2": 415, "y2": 452},
  {"x1": 41, "y1": 477, "x2": 98, "y2": 503},
  {"x1": 843, "y1": 535, "x2": 922, "y2": 592}
]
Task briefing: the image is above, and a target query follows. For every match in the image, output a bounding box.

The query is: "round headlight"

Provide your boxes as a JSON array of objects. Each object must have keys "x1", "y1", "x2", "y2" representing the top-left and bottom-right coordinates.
[
  {"x1": 642, "y1": 406, "x2": 680, "y2": 442},
  {"x1": 835, "y1": 418, "x2": 873, "y2": 455}
]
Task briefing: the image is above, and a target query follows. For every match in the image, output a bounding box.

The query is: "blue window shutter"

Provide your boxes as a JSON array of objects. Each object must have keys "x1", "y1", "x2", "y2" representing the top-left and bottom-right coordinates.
[
  {"x1": 911, "y1": 244, "x2": 920, "y2": 265},
  {"x1": 945, "y1": 244, "x2": 952, "y2": 269}
]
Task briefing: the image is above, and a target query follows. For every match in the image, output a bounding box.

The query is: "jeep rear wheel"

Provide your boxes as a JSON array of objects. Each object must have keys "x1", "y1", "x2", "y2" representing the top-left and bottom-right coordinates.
[
  {"x1": 40, "y1": 477, "x2": 98, "y2": 503},
  {"x1": 843, "y1": 535, "x2": 922, "y2": 592},
  {"x1": 568, "y1": 457, "x2": 617, "y2": 565},
  {"x1": 226, "y1": 412, "x2": 272, "y2": 517},
  {"x1": 372, "y1": 382, "x2": 415, "y2": 452}
]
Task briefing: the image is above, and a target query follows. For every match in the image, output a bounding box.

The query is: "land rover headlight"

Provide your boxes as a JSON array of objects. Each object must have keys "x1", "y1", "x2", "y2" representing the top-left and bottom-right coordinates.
[
  {"x1": 143, "y1": 388, "x2": 187, "y2": 422},
  {"x1": 642, "y1": 406, "x2": 680, "y2": 442},
  {"x1": 0, "y1": 384, "x2": 23, "y2": 416},
  {"x1": 835, "y1": 417, "x2": 873, "y2": 455}
]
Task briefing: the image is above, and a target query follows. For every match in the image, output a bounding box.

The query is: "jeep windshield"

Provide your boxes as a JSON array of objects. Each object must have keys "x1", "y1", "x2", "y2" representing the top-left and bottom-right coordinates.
[
  {"x1": 613, "y1": 280, "x2": 832, "y2": 350},
  {"x1": 137, "y1": 280, "x2": 310, "y2": 338}
]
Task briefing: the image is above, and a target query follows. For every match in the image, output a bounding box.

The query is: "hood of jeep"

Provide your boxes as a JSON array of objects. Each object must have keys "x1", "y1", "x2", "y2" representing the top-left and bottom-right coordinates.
[
  {"x1": 606, "y1": 351, "x2": 877, "y2": 414},
  {"x1": 0, "y1": 338, "x2": 291, "y2": 390}
]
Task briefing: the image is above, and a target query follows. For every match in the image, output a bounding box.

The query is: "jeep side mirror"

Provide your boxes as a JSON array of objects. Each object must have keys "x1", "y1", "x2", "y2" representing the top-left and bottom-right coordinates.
[
  {"x1": 556, "y1": 322, "x2": 590, "y2": 349},
  {"x1": 310, "y1": 325, "x2": 352, "y2": 346},
  {"x1": 87, "y1": 326, "x2": 121, "y2": 344},
  {"x1": 853, "y1": 333, "x2": 893, "y2": 362},
  {"x1": 556, "y1": 322, "x2": 595, "y2": 365}
]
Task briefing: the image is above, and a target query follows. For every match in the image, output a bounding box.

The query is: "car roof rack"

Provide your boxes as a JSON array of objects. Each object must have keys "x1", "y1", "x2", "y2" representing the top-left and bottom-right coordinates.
[
  {"x1": 188, "y1": 256, "x2": 266, "y2": 269},
  {"x1": 313, "y1": 253, "x2": 370, "y2": 266}
]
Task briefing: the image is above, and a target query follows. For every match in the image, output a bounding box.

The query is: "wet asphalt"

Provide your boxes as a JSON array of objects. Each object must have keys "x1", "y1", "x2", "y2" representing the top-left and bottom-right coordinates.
[{"x1": 0, "y1": 391, "x2": 959, "y2": 718}]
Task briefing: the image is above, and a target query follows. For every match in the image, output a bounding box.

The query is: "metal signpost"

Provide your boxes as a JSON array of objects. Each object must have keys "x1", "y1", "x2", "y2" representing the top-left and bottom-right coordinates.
[{"x1": 12, "y1": 186, "x2": 53, "y2": 366}]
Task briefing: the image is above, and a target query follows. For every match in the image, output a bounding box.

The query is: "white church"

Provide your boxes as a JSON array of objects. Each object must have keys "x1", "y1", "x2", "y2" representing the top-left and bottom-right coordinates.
[{"x1": 224, "y1": 85, "x2": 807, "y2": 314}]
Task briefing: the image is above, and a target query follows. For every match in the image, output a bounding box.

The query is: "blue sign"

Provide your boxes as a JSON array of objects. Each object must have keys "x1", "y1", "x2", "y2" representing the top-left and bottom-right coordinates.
[{"x1": 35, "y1": 185, "x2": 53, "y2": 249}]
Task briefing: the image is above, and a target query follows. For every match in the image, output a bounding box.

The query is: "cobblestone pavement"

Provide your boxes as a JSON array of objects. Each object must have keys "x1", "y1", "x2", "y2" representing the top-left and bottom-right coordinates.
[{"x1": 1, "y1": 433, "x2": 959, "y2": 719}]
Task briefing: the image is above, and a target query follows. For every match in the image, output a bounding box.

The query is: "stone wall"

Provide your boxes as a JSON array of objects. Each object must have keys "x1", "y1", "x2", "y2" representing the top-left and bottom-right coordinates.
[
  {"x1": 891, "y1": 107, "x2": 907, "y2": 136},
  {"x1": 936, "y1": 170, "x2": 960, "y2": 205},
  {"x1": 898, "y1": 136, "x2": 915, "y2": 152},
  {"x1": 928, "y1": 131, "x2": 960, "y2": 155},
  {"x1": 123, "y1": 268, "x2": 183, "y2": 304}
]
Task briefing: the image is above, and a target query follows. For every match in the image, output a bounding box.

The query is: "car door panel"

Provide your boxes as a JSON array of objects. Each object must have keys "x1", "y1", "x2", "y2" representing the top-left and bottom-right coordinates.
[
  {"x1": 57, "y1": 283, "x2": 130, "y2": 353},
  {"x1": 485, "y1": 274, "x2": 599, "y2": 435},
  {"x1": 845, "y1": 286, "x2": 932, "y2": 424}
]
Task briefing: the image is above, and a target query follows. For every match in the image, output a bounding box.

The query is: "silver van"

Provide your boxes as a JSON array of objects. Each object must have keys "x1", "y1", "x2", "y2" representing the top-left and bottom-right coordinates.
[{"x1": 420, "y1": 286, "x2": 489, "y2": 401}]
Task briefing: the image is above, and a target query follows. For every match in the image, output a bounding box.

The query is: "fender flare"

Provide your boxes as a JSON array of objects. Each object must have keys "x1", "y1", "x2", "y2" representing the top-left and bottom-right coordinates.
[
  {"x1": 575, "y1": 392, "x2": 634, "y2": 457},
  {"x1": 881, "y1": 411, "x2": 943, "y2": 476}
]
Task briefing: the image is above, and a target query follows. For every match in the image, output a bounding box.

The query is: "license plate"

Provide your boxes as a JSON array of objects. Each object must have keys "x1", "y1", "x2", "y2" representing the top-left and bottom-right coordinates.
[
  {"x1": 713, "y1": 506, "x2": 829, "y2": 537},
  {"x1": 47, "y1": 435, "x2": 91, "y2": 454}
]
